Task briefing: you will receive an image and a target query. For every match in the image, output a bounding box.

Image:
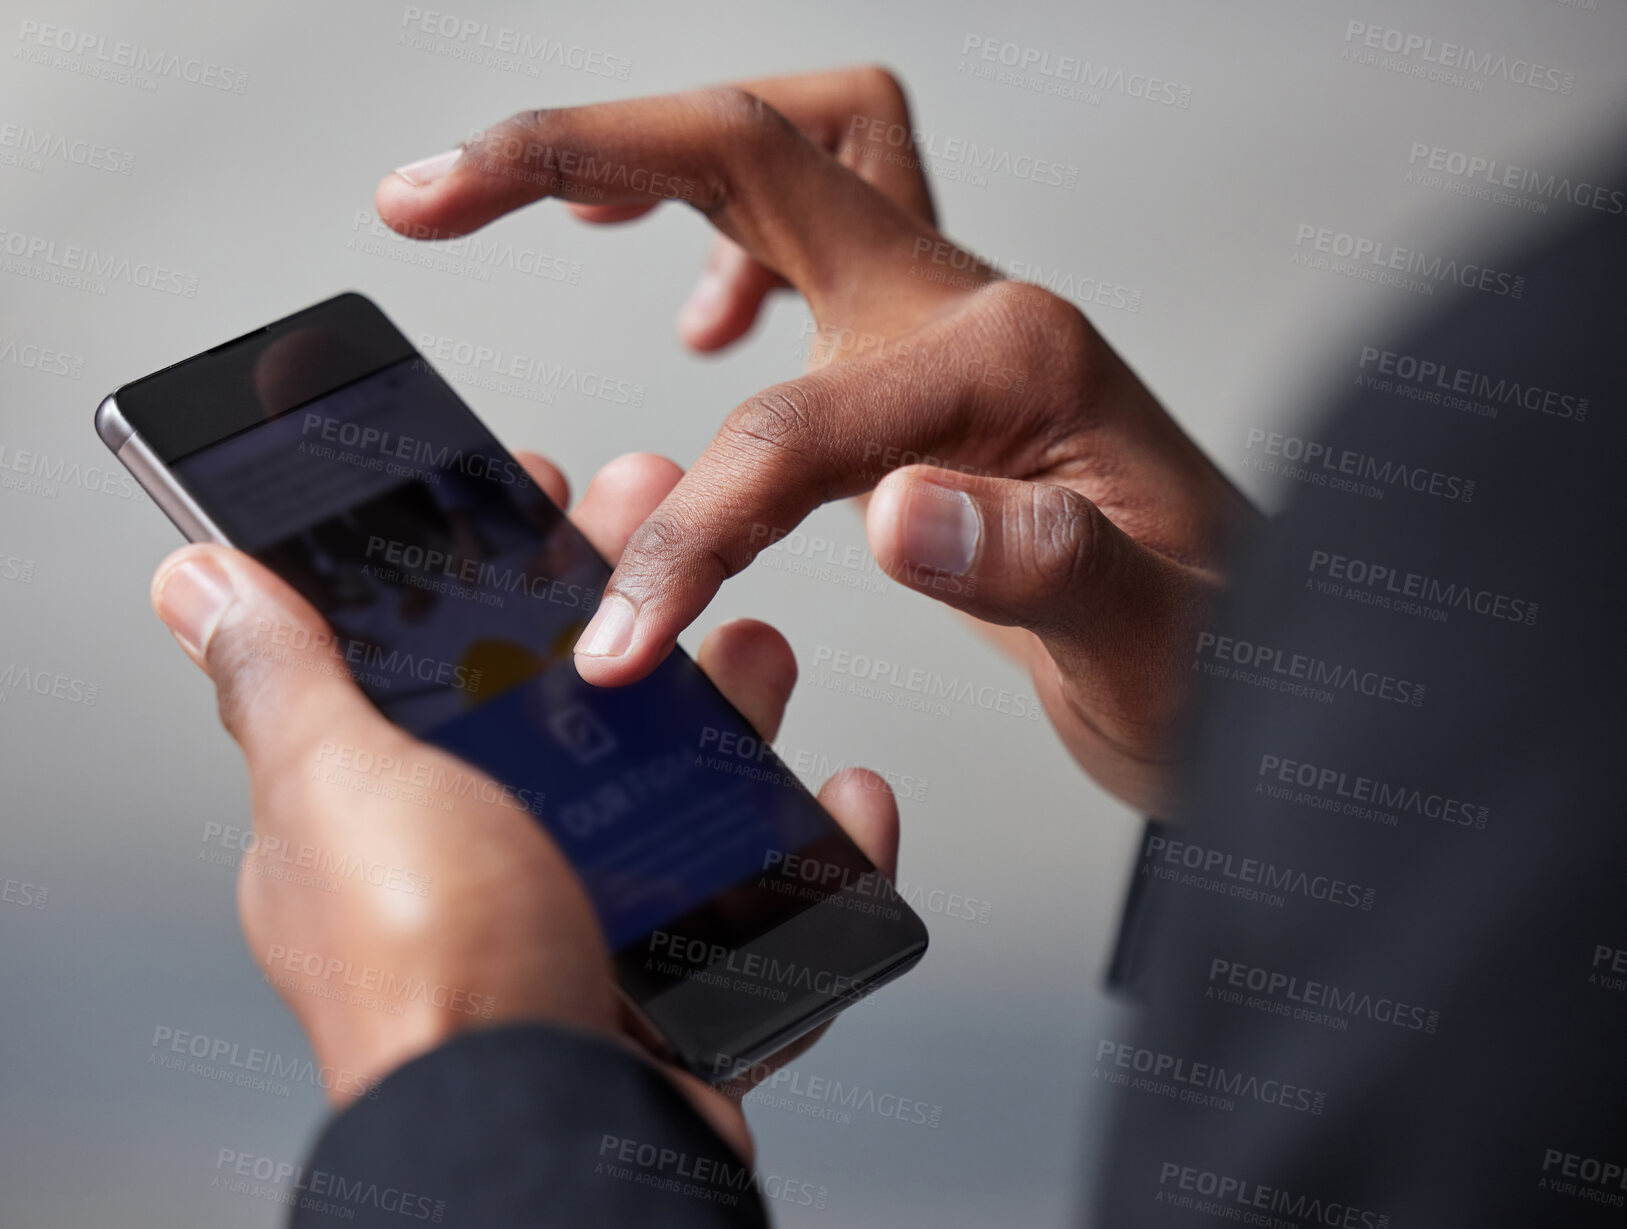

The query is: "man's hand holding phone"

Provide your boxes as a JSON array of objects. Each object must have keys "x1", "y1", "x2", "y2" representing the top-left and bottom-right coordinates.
[
  {"x1": 121, "y1": 61, "x2": 1255, "y2": 1173},
  {"x1": 150, "y1": 448, "x2": 901, "y2": 1160}
]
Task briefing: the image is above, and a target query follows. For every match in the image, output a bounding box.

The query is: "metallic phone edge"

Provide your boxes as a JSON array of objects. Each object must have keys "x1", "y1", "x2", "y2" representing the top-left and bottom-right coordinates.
[{"x1": 94, "y1": 393, "x2": 231, "y2": 546}]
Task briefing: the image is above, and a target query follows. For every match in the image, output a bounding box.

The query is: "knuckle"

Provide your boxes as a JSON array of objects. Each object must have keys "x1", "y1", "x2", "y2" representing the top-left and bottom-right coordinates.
[
  {"x1": 700, "y1": 86, "x2": 791, "y2": 144},
  {"x1": 688, "y1": 87, "x2": 795, "y2": 212},
  {"x1": 721, "y1": 382, "x2": 824, "y2": 462},
  {"x1": 617, "y1": 383, "x2": 832, "y2": 592},
  {"x1": 975, "y1": 281, "x2": 1098, "y2": 399},
  {"x1": 619, "y1": 510, "x2": 692, "y2": 579},
  {"x1": 621, "y1": 507, "x2": 738, "y2": 589},
  {"x1": 1022, "y1": 483, "x2": 1101, "y2": 599},
  {"x1": 460, "y1": 108, "x2": 587, "y2": 192},
  {"x1": 205, "y1": 620, "x2": 275, "y2": 741},
  {"x1": 204, "y1": 613, "x2": 344, "y2": 770},
  {"x1": 481, "y1": 108, "x2": 565, "y2": 168},
  {"x1": 504, "y1": 105, "x2": 552, "y2": 141},
  {"x1": 702, "y1": 85, "x2": 760, "y2": 122},
  {"x1": 985, "y1": 280, "x2": 1089, "y2": 350}
]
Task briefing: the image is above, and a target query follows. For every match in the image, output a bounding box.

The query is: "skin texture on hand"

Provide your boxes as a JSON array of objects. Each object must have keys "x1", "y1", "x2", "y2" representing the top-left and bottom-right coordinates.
[
  {"x1": 377, "y1": 66, "x2": 1258, "y2": 814},
  {"x1": 146, "y1": 63, "x2": 1253, "y2": 1175},
  {"x1": 150, "y1": 450, "x2": 901, "y2": 1161}
]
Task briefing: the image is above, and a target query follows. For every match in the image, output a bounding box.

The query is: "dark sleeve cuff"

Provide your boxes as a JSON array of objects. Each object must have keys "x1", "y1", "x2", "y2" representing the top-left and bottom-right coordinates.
[
  {"x1": 1103, "y1": 818, "x2": 1168, "y2": 998},
  {"x1": 288, "y1": 1024, "x2": 769, "y2": 1229}
]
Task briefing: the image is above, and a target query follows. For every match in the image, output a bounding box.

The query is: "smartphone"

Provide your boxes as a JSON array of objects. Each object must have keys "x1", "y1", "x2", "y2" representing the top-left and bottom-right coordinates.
[{"x1": 95, "y1": 292, "x2": 927, "y2": 1081}]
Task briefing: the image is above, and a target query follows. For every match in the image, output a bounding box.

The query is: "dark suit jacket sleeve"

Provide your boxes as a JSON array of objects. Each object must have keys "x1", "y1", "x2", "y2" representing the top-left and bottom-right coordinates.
[
  {"x1": 288, "y1": 1025, "x2": 768, "y2": 1229},
  {"x1": 1090, "y1": 195, "x2": 1627, "y2": 1224}
]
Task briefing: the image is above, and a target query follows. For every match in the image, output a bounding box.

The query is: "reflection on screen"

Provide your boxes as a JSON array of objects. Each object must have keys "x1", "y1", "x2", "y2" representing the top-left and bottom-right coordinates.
[{"x1": 172, "y1": 358, "x2": 829, "y2": 949}]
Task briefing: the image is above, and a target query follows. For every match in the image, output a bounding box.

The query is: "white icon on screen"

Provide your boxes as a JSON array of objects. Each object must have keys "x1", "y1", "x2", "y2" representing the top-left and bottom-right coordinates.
[{"x1": 547, "y1": 703, "x2": 618, "y2": 765}]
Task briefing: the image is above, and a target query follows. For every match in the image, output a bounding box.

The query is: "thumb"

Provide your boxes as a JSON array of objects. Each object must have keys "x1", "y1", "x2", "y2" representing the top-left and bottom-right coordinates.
[
  {"x1": 151, "y1": 544, "x2": 378, "y2": 771},
  {"x1": 864, "y1": 465, "x2": 1210, "y2": 695}
]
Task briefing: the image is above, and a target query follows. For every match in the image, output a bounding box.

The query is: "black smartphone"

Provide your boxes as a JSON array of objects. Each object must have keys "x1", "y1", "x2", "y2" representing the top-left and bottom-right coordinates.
[{"x1": 95, "y1": 292, "x2": 928, "y2": 1081}]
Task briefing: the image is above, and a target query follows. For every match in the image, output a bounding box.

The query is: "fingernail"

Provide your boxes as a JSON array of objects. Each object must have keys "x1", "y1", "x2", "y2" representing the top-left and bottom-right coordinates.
[
  {"x1": 678, "y1": 270, "x2": 727, "y2": 332},
  {"x1": 155, "y1": 557, "x2": 235, "y2": 659},
  {"x1": 576, "y1": 593, "x2": 637, "y2": 658},
  {"x1": 394, "y1": 148, "x2": 462, "y2": 187},
  {"x1": 904, "y1": 481, "x2": 981, "y2": 576}
]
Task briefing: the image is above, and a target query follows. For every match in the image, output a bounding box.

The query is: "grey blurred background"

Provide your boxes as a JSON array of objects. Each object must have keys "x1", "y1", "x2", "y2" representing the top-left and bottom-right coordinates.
[{"x1": 2, "y1": 0, "x2": 1622, "y2": 1225}]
